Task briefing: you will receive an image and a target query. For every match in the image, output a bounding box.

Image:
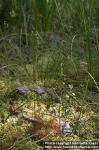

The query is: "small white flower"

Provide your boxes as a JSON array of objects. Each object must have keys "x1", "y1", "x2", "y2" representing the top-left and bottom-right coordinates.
[
  {"x1": 68, "y1": 84, "x2": 73, "y2": 90},
  {"x1": 65, "y1": 94, "x2": 69, "y2": 99},
  {"x1": 62, "y1": 82, "x2": 65, "y2": 85},
  {"x1": 72, "y1": 93, "x2": 75, "y2": 96}
]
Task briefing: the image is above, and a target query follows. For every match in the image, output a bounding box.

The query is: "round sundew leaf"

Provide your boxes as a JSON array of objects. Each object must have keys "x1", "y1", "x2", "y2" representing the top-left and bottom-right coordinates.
[
  {"x1": 32, "y1": 85, "x2": 45, "y2": 95},
  {"x1": 62, "y1": 123, "x2": 72, "y2": 135},
  {"x1": 17, "y1": 85, "x2": 29, "y2": 94}
]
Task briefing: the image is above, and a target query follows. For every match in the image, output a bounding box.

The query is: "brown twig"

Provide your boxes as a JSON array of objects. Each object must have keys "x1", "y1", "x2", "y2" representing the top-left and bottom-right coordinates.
[{"x1": 35, "y1": 131, "x2": 54, "y2": 143}]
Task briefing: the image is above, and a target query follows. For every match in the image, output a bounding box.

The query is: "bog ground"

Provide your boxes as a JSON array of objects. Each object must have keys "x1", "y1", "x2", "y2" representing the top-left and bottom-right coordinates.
[{"x1": 0, "y1": 0, "x2": 99, "y2": 150}]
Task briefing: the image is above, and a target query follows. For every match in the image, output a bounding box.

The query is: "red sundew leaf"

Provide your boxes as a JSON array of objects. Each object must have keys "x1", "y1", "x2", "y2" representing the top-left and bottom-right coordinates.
[
  {"x1": 47, "y1": 118, "x2": 66, "y2": 132},
  {"x1": 48, "y1": 119, "x2": 60, "y2": 131},
  {"x1": 22, "y1": 114, "x2": 44, "y2": 127},
  {"x1": 9, "y1": 104, "x2": 22, "y2": 114},
  {"x1": 22, "y1": 114, "x2": 39, "y2": 123},
  {"x1": 28, "y1": 121, "x2": 45, "y2": 133}
]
